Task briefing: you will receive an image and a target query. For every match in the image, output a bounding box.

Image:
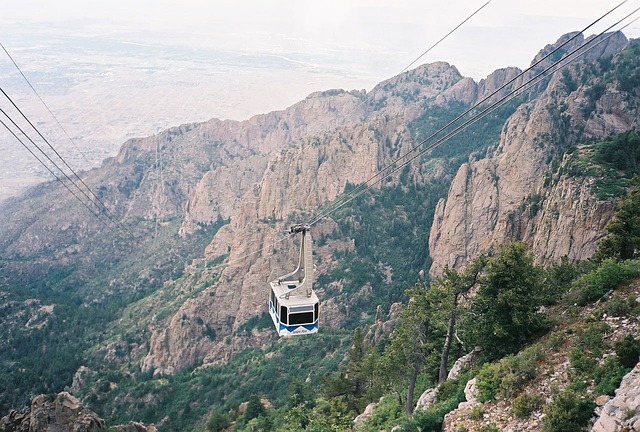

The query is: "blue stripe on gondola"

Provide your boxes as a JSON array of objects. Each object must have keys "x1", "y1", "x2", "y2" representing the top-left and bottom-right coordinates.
[{"x1": 279, "y1": 322, "x2": 318, "y2": 332}]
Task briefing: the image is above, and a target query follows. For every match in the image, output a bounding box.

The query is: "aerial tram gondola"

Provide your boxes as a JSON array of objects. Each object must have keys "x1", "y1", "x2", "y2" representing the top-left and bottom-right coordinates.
[{"x1": 268, "y1": 224, "x2": 319, "y2": 336}]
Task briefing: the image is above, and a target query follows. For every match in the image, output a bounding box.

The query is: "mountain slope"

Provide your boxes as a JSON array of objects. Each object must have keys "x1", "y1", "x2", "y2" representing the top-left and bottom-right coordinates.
[
  {"x1": 429, "y1": 32, "x2": 638, "y2": 274},
  {"x1": 0, "y1": 32, "x2": 638, "y2": 431}
]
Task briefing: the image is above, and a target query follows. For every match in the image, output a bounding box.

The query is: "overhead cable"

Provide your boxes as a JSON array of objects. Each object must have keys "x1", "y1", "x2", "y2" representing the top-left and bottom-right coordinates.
[
  {"x1": 205, "y1": 1, "x2": 638, "y2": 274},
  {"x1": 0, "y1": 42, "x2": 91, "y2": 165},
  {"x1": 307, "y1": 9, "x2": 640, "y2": 227},
  {"x1": 0, "y1": 91, "x2": 132, "y2": 237},
  {"x1": 0, "y1": 115, "x2": 118, "y2": 234},
  {"x1": 306, "y1": 0, "x2": 634, "y2": 227}
]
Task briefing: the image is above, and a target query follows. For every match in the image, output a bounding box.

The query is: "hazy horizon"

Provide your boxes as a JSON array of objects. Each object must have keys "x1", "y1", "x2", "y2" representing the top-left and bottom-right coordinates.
[{"x1": 0, "y1": 0, "x2": 639, "y2": 200}]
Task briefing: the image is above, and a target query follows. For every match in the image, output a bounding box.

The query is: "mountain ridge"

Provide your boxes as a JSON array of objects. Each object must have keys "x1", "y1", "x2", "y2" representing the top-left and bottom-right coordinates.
[{"x1": 0, "y1": 31, "x2": 639, "y2": 431}]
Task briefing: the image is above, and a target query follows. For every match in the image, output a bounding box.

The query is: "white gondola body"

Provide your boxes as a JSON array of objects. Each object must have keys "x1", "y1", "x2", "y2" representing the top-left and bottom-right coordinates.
[
  {"x1": 268, "y1": 225, "x2": 319, "y2": 336},
  {"x1": 269, "y1": 281, "x2": 319, "y2": 336}
]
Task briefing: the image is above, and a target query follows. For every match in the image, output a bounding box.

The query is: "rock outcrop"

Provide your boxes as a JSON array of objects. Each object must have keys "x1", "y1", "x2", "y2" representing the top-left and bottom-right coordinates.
[
  {"x1": 0, "y1": 392, "x2": 104, "y2": 432},
  {"x1": 365, "y1": 303, "x2": 402, "y2": 345},
  {"x1": 592, "y1": 362, "x2": 640, "y2": 432},
  {"x1": 140, "y1": 62, "x2": 472, "y2": 374},
  {"x1": 429, "y1": 32, "x2": 634, "y2": 275},
  {"x1": 353, "y1": 401, "x2": 378, "y2": 430},
  {"x1": 1, "y1": 30, "x2": 638, "y2": 381},
  {"x1": 0, "y1": 392, "x2": 157, "y2": 432},
  {"x1": 447, "y1": 347, "x2": 482, "y2": 381}
]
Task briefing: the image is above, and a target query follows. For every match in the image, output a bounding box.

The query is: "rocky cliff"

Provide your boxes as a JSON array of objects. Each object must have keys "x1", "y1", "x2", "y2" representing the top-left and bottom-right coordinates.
[
  {"x1": 0, "y1": 59, "x2": 479, "y2": 378},
  {"x1": 141, "y1": 61, "x2": 474, "y2": 374},
  {"x1": 429, "y1": 32, "x2": 637, "y2": 275},
  {"x1": 0, "y1": 392, "x2": 156, "y2": 432},
  {"x1": 1, "y1": 31, "x2": 638, "y2": 394}
]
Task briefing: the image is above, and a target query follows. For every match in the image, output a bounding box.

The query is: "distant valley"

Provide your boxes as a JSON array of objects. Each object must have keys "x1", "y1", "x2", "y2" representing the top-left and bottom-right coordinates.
[{"x1": 0, "y1": 24, "x2": 385, "y2": 201}]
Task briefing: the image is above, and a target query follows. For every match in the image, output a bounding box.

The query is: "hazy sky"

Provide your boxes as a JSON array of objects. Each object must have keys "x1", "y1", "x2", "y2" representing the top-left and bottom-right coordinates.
[{"x1": 3, "y1": 0, "x2": 639, "y2": 81}]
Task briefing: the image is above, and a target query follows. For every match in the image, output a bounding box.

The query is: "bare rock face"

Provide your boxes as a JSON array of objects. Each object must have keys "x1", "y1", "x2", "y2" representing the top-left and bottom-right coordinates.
[
  {"x1": 447, "y1": 347, "x2": 482, "y2": 381},
  {"x1": 476, "y1": 66, "x2": 522, "y2": 102},
  {"x1": 70, "y1": 366, "x2": 96, "y2": 395},
  {"x1": 30, "y1": 392, "x2": 104, "y2": 432},
  {"x1": 365, "y1": 302, "x2": 402, "y2": 345},
  {"x1": 0, "y1": 392, "x2": 104, "y2": 432},
  {"x1": 415, "y1": 388, "x2": 438, "y2": 413},
  {"x1": 0, "y1": 392, "x2": 158, "y2": 432},
  {"x1": 0, "y1": 410, "x2": 28, "y2": 432},
  {"x1": 518, "y1": 174, "x2": 615, "y2": 264},
  {"x1": 353, "y1": 401, "x2": 378, "y2": 430},
  {"x1": 592, "y1": 362, "x2": 640, "y2": 432},
  {"x1": 141, "y1": 62, "x2": 470, "y2": 374},
  {"x1": 429, "y1": 33, "x2": 635, "y2": 275}
]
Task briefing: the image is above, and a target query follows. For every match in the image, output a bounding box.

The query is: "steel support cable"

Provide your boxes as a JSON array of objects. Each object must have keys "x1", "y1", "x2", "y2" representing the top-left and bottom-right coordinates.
[
  {"x1": 308, "y1": 13, "x2": 640, "y2": 227},
  {"x1": 310, "y1": 0, "x2": 630, "y2": 223},
  {"x1": 0, "y1": 115, "x2": 120, "y2": 235},
  {"x1": 0, "y1": 42, "x2": 91, "y2": 165},
  {"x1": 306, "y1": 0, "x2": 633, "y2": 226},
  {"x1": 0, "y1": 87, "x2": 135, "y2": 237},
  {"x1": 0, "y1": 105, "x2": 130, "y2": 238},
  {"x1": 0, "y1": 1, "x2": 494, "y2": 276},
  {"x1": 309, "y1": 0, "x2": 630, "y2": 225},
  {"x1": 401, "y1": 0, "x2": 493, "y2": 75}
]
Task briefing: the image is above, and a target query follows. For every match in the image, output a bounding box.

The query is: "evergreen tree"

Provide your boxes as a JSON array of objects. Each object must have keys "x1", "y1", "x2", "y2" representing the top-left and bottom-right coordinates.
[
  {"x1": 432, "y1": 255, "x2": 486, "y2": 383},
  {"x1": 463, "y1": 242, "x2": 546, "y2": 360},
  {"x1": 244, "y1": 393, "x2": 266, "y2": 421},
  {"x1": 285, "y1": 378, "x2": 313, "y2": 410},
  {"x1": 206, "y1": 412, "x2": 230, "y2": 432},
  {"x1": 381, "y1": 281, "x2": 443, "y2": 414},
  {"x1": 594, "y1": 177, "x2": 640, "y2": 261}
]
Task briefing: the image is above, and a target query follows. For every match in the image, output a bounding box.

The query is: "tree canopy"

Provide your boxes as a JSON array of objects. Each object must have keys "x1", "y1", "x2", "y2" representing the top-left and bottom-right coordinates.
[
  {"x1": 462, "y1": 242, "x2": 547, "y2": 360},
  {"x1": 595, "y1": 177, "x2": 640, "y2": 261}
]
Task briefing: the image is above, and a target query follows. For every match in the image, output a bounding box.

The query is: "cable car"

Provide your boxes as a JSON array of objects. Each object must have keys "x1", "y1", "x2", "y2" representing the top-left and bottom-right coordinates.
[{"x1": 268, "y1": 224, "x2": 319, "y2": 336}]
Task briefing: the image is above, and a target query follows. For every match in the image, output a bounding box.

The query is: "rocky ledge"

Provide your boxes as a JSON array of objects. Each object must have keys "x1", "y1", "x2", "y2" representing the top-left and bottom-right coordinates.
[
  {"x1": 0, "y1": 392, "x2": 156, "y2": 432},
  {"x1": 592, "y1": 362, "x2": 640, "y2": 432}
]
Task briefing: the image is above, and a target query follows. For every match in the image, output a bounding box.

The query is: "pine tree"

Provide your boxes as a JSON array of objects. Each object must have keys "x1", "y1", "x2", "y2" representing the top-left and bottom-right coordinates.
[
  {"x1": 433, "y1": 255, "x2": 486, "y2": 383},
  {"x1": 381, "y1": 281, "x2": 442, "y2": 414},
  {"x1": 463, "y1": 242, "x2": 546, "y2": 360},
  {"x1": 594, "y1": 177, "x2": 640, "y2": 261}
]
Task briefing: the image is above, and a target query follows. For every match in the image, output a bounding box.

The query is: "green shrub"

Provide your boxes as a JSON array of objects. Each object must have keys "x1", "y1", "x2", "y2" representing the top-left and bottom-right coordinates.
[
  {"x1": 602, "y1": 295, "x2": 635, "y2": 317},
  {"x1": 594, "y1": 356, "x2": 628, "y2": 396},
  {"x1": 511, "y1": 393, "x2": 544, "y2": 418},
  {"x1": 615, "y1": 335, "x2": 640, "y2": 368},
  {"x1": 546, "y1": 332, "x2": 565, "y2": 350},
  {"x1": 468, "y1": 404, "x2": 484, "y2": 420},
  {"x1": 402, "y1": 377, "x2": 468, "y2": 432},
  {"x1": 361, "y1": 396, "x2": 403, "y2": 431},
  {"x1": 569, "y1": 348, "x2": 598, "y2": 376},
  {"x1": 436, "y1": 373, "x2": 469, "y2": 403},
  {"x1": 476, "y1": 346, "x2": 542, "y2": 402},
  {"x1": 407, "y1": 396, "x2": 461, "y2": 432},
  {"x1": 542, "y1": 256, "x2": 584, "y2": 305},
  {"x1": 567, "y1": 259, "x2": 640, "y2": 305},
  {"x1": 206, "y1": 412, "x2": 230, "y2": 432},
  {"x1": 542, "y1": 389, "x2": 595, "y2": 432},
  {"x1": 479, "y1": 424, "x2": 499, "y2": 432},
  {"x1": 578, "y1": 321, "x2": 611, "y2": 353}
]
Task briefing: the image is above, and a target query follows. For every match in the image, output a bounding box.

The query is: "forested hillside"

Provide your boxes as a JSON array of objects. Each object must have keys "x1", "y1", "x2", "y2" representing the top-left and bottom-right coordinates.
[{"x1": 0, "y1": 32, "x2": 639, "y2": 432}]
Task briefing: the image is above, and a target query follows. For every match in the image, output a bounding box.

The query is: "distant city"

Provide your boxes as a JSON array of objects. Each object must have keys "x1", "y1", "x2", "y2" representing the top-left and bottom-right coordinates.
[{"x1": 0, "y1": 26, "x2": 386, "y2": 201}]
